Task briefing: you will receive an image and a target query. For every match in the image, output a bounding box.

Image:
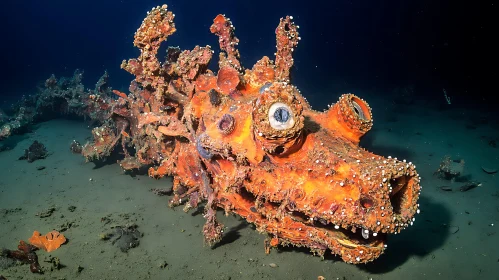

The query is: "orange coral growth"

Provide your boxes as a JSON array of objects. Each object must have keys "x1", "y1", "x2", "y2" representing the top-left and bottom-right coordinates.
[
  {"x1": 113, "y1": 89, "x2": 129, "y2": 100},
  {"x1": 216, "y1": 66, "x2": 240, "y2": 94},
  {"x1": 28, "y1": 230, "x2": 66, "y2": 252},
  {"x1": 137, "y1": 113, "x2": 163, "y2": 128},
  {"x1": 195, "y1": 72, "x2": 217, "y2": 91},
  {"x1": 243, "y1": 56, "x2": 275, "y2": 92}
]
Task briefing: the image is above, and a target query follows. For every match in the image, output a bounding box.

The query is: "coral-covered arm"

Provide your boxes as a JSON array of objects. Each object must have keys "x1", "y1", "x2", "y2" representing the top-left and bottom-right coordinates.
[
  {"x1": 210, "y1": 14, "x2": 241, "y2": 70},
  {"x1": 275, "y1": 16, "x2": 300, "y2": 82}
]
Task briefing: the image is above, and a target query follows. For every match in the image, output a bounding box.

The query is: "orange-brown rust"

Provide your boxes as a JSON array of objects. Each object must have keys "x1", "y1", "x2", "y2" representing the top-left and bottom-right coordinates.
[
  {"x1": 82, "y1": 4, "x2": 421, "y2": 264},
  {"x1": 323, "y1": 94, "x2": 373, "y2": 143}
]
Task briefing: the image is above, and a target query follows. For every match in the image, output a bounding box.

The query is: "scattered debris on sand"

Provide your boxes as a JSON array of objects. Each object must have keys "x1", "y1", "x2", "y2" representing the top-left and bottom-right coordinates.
[
  {"x1": 100, "y1": 224, "x2": 142, "y2": 252},
  {"x1": 459, "y1": 182, "x2": 482, "y2": 192},
  {"x1": 36, "y1": 206, "x2": 56, "y2": 218},
  {"x1": 70, "y1": 140, "x2": 83, "y2": 154},
  {"x1": 0, "y1": 240, "x2": 43, "y2": 273},
  {"x1": 481, "y1": 166, "x2": 498, "y2": 174},
  {"x1": 98, "y1": 213, "x2": 143, "y2": 252},
  {"x1": 440, "y1": 186, "x2": 453, "y2": 191},
  {"x1": 19, "y1": 141, "x2": 48, "y2": 163},
  {"x1": 151, "y1": 188, "x2": 172, "y2": 196},
  {"x1": 435, "y1": 156, "x2": 465, "y2": 180}
]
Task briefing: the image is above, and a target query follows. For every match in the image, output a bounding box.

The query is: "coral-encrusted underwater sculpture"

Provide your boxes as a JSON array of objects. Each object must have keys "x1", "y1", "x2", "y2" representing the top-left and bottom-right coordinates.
[{"x1": 82, "y1": 4, "x2": 421, "y2": 263}]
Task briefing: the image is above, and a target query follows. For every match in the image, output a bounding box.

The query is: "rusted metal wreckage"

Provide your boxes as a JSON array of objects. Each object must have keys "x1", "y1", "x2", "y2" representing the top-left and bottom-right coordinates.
[{"x1": 81, "y1": 4, "x2": 421, "y2": 263}]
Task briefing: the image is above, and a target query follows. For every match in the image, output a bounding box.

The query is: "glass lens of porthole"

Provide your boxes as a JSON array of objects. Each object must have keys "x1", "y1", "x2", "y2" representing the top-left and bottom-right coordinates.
[{"x1": 268, "y1": 102, "x2": 294, "y2": 130}]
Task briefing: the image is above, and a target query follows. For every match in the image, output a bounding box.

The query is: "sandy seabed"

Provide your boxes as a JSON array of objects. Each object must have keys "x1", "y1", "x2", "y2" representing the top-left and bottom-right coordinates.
[{"x1": 0, "y1": 98, "x2": 498, "y2": 279}]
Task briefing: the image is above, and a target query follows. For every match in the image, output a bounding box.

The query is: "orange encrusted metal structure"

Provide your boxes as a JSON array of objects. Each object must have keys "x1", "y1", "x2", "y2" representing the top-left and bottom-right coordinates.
[{"x1": 82, "y1": 4, "x2": 421, "y2": 263}]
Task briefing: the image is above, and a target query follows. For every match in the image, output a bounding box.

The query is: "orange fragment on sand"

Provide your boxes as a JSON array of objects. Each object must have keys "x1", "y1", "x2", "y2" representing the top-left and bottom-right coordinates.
[{"x1": 28, "y1": 230, "x2": 66, "y2": 252}]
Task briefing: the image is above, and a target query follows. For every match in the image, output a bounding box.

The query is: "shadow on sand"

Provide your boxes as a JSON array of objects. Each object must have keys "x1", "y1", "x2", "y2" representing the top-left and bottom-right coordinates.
[{"x1": 0, "y1": 133, "x2": 30, "y2": 152}]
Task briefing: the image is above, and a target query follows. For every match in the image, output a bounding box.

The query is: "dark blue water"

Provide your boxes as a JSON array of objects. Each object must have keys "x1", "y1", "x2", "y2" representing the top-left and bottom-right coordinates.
[{"x1": 1, "y1": 0, "x2": 494, "y2": 111}]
